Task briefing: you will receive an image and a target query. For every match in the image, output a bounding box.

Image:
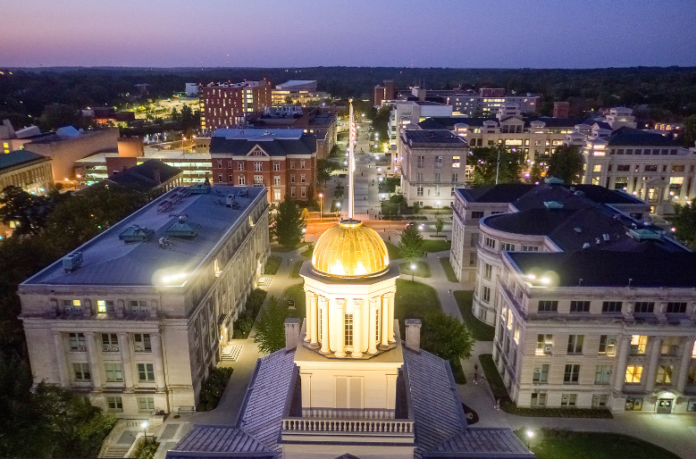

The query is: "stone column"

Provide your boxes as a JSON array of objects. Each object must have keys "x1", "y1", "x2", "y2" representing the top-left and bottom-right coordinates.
[
  {"x1": 335, "y1": 299, "x2": 346, "y2": 357},
  {"x1": 380, "y1": 294, "x2": 390, "y2": 348},
  {"x1": 320, "y1": 297, "x2": 330, "y2": 354},
  {"x1": 304, "y1": 291, "x2": 313, "y2": 342},
  {"x1": 310, "y1": 294, "x2": 319, "y2": 348},
  {"x1": 614, "y1": 336, "x2": 631, "y2": 392},
  {"x1": 645, "y1": 337, "x2": 663, "y2": 392},
  {"x1": 118, "y1": 333, "x2": 134, "y2": 392},
  {"x1": 368, "y1": 299, "x2": 378, "y2": 355},
  {"x1": 677, "y1": 337, "x2": 695, "y2": 393},
  {"x1": 151, "y1": 333, "x2": 166, "y2": 392},
  {"x1": 53, "y1": 331, "x2": 69, "y2": 386},
  {"x1": 388, "y1": 292, "x2": 396, "y2": 343},
  {"x1": 85, "y1": 332, "x2": 103, "y2": 391},
  {"x1": 352, "y1": 299, "x2": 363, "y2": 358}
]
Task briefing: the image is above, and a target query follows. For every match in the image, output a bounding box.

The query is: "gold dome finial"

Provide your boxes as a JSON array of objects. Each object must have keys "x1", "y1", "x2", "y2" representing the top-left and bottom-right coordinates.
[{"x1": 312, "y1": 219, "x2": 389, "y2": 278}]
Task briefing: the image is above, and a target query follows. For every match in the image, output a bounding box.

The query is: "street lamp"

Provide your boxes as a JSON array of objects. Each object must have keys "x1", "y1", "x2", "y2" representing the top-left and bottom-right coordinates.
[
  {"x1": 142, "y1": 421, "x2": 149, "y2": 444},
  {"x1": 410, "y1": 263, "x2": 416, "y2": 282},
  {"x1": 525, "y1": 430, "x2": 534, "y2": 448},
  {"x1": 318, "y1": 193, "x2": 323, "y2": 222},
  {"x1": 336, "y1": 201, "x2": 341, "y2": 219},
  {"x1": 301, "y1": 227, "x2": 306, "y2": 243}
]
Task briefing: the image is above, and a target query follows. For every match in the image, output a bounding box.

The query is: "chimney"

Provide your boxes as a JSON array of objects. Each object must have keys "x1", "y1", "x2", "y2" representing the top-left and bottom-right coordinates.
[
  {"x1": 405, "y1": 319, "x2": 422, "y2": 352},
  {"x1": 284, "y1": 318, "x2": 301, "y2": 351}
]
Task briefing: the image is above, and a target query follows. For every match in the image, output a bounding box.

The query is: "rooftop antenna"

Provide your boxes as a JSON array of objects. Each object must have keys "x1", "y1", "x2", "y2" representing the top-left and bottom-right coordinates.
[
  {"x1": 348, "y1": 99, "x2": 355, "y2": 219},
  {"x1": 628, "y1": 278, "x2": 633, "y2": 288},
  {"x1": 578, "y1": 278, "x2": 583, "y2": 286}
]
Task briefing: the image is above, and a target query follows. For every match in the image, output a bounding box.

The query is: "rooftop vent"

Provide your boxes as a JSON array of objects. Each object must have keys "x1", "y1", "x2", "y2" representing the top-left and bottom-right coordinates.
[
  {"x1": 166, "y1": 215, "x2": 200, "y2": 238},
  {"x1": 603, "y1": 233, "x2": 611, "y2": 241},
  {"x1": 582, "y1": 243, "x2": 591, "y2": 249},
  {"x1": 119, "y1": 225, "x2": 154, "y2": 243},
  {"x1": 628, "y1": 228, "x2": 661, "y2": 241},
  {"x1": 62, "y1": 252, "x2": 83, "y2": 272},
  {"x1": 544, "y1": 201, "x2": 564, "y2": 209}
]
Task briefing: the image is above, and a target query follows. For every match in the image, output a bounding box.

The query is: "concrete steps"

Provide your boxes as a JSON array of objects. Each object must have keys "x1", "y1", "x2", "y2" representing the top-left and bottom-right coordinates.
[{"x1": 102, "y1": 445, "x2": 130, "y2": 458}]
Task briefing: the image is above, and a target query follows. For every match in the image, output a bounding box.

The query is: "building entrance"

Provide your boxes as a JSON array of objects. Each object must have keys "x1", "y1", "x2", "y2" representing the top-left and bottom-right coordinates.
[{"x1": 656, "y1": 399, "x2": 673, "y2": 414}]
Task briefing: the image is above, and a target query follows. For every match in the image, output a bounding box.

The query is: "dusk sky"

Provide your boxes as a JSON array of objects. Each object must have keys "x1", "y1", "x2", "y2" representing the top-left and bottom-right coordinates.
[{"x1": 2, "y1": 0, "x2": 696, "y2": 68}]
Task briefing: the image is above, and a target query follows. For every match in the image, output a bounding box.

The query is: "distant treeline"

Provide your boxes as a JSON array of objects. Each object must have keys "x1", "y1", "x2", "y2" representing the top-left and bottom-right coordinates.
[{"x1": 2, "y1": 66, "x2": 696, "y2": 124}]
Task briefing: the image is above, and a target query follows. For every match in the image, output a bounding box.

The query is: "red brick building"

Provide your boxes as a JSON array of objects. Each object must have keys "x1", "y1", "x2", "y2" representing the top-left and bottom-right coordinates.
[
  {"x1": 200, "y1": 80, "x2": 273, "y2": 131},
  {"x1": 209, "y1": 129, "x2": 316, "y2": 204},
  {"x1": 372, "y1": 80, "x2": 395, "y2": 106}
]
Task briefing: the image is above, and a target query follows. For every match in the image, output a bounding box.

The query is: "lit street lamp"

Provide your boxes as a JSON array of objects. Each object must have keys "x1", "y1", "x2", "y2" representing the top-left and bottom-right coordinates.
[
  {"x1": 142, "y1": 421, "x2": 149, "y2": 444},
  {"x1": 411, "y1": 263, "x2": 416, "y2": 282},
  {"x1": 318, "y1": 193, "x2": 323, "y2": 222},
  {"x1": 525, "y1": 430, "x2": 534, "y2": 448}
]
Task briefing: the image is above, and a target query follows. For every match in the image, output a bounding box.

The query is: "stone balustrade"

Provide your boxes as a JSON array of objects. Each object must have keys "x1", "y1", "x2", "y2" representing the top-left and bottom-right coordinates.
[{"x1": 282, "y1": 417, "x2": 413, "y2": 434}]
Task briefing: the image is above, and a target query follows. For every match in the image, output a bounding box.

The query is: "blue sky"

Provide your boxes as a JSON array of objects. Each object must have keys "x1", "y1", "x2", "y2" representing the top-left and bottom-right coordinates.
[{"x1": 2, "y1": 0, "x2": 695, "y2": 68}]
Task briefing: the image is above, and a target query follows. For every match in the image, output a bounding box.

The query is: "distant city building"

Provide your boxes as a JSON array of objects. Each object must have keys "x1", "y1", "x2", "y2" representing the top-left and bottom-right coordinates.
[
  {"x1": 388, "y1": 100, "x2": 453, "y2": 151},
  {"x1": 400, "y1": 129, "x2": 469, "y2": 207},
  {"x1": 553, "y1": 101, "x2": 570, "y2": 119},
  {"x1": 103, "y1": 158, "x2": 184, "y2": 193},
  {"x1": 200, "y1": 80, "x2": 273, "y2": 131},
  {"x1": 399, "y1": 87, "x2": 541, "y2": 117},
  {"x1": 271, "y1": 80, "x2": 329, "y2": 106},
  {"x1": 19, "y1": 184, "x2": 270, "y2": 418},
  {"x1": 0, "y1": 150, "x2": 52, "y2": 195},
  {"x1": 185, "y1": 83, "x2": 200, "y2": 97},
  {"x1": 209, "y1": 129, "x2": 317, "y2": 204},
  {"x1": 373, "y1": 79, "x2": 395, "y2": 107}
]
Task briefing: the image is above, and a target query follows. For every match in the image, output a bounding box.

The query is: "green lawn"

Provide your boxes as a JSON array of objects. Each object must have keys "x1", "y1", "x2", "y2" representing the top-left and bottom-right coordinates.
[
  {"x1": 522, "y1": 429, "x2": 680, "y2": 459},
  {"x1": 385, "y1": 241, "x2": 403, "y2": 260},
  {"x1": 263, "y1": 255, "x2": 282, "y2": 275},
  {"x1": 394, "y1": 279, "x2": 441, "y2": 323},
  {"x1": 290, "y1": 260, "x2": 304, "y2": 278},
  {"x1": 454, "y1": 291, "x2": 495, "y2": 341},
  {"x1": 440, "y1": 257, "x2": 458, "y2": 282},
  {"x1": 422, "y1": 240, "x2": 451, "y2": 252},
  {"x1": 283, "y1": 283, "x2": 306, "y2": 319},
  {"x1": 301, "y1": 244, "x2": 314, "y2": 259},
  {"x1": 399, "y1": 260, "x2": 431, "y2": 278},
  {"x1": 478, "y1": 354, "x2": 509, "y2": 401}
]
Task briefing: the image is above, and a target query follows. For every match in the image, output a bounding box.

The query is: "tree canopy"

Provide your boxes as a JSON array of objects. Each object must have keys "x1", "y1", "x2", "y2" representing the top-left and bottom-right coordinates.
[
  {"x1": 317, "y1": 158, "x2": 340, "y2": 185},
  {"x1": 673, "y1": 202, "x2": 696, "y2": 248},
  {"x1": 547, "y1": 145, "x2": 584, "y2": 184},
  {"x1": 399, "y1": 224, "x2": 424, "y2": 262},
  {"x1": 420, "y1": 313, "x2": 475, "y2": 363},
  {"x1": 253, "y1": 296, "x2": 287, "y2": 354},
  {"x1": 468, "y1": 145, "x2": 524, "y2": 185},
  {"x1": 274, "y1": 194, "x2": 305, "y2": 248}
]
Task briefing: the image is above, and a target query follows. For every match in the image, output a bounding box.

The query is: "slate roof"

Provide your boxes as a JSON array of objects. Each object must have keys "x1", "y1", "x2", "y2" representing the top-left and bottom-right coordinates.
[
  {"x1": 404, "y1": 130, "x2": 467, "y2": 146},
  {"x1": 107, "y1": 159, "x2": 182, "y2": 189},
  {"x1": 457, "y1": 184, "x2": 642, "y2": 206},
  {"x1": 0, "y1": 150, "x2": 48, "y2": 172},
  {"x1": 418, "y1": 117, "x2": 489, "y2": 130},
  {"x1": 209, "y1": 135, "x2": 316, "y2": 156},
  {"x1": 168, "y1": 427, "x2": 272, "y2": 458},
  {"x1": 22, "y1": 185, "x2": 265, "y2": 286},
  {"x1": 425, "y1": 429, "x2": 532, "y2": 458},
  {"x1": 607, "y1": 127, "x2": 677, "y2": 147},
  {"x1": 507, "y1": 251, "x2": 696, "y2": 288},
  {"x1": 457, "y1": 184, "x2": 535, "y2": 203}
]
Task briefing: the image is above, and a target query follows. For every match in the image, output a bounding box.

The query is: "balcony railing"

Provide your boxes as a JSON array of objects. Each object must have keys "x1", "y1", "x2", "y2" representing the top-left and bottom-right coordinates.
[{"x1": 282, "y1": 417, "x2": 413, "y2": 434}]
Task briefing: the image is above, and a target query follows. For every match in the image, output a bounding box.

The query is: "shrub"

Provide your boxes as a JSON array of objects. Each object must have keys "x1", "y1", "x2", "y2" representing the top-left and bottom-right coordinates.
[{"x1": 198, "y1": 366, "x2": 234, "y2": 411}]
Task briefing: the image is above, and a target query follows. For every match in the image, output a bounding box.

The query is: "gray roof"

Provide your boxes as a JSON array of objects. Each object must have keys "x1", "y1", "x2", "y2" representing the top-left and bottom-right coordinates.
[
  {"x1": 608, "y1": 127, "x2": 678, "y2": 147},
  {"x1": 107, "y1": 159, "x2": 182, "y2": 189},
  {"x1": 168, "y1": 427, "x2": 271, "y2": 458},
  {"x1": 425, "y1": 429, "x2": 532, "y2": 458},
  {"x1": 404, "y1": 130, "x2": 467, "y2": 147},
  {"x1": 0, "y1": 150, "x2": 48, "y2": 172},
  {"x1": 209, "y1": 134, "x2": 316, "y2": 157},
  {"x1": 457, "y1": 184, "x2": 643, "y2": 206},
  {"x1": 22, "y1": 185, "x2": 265, "y2": 287}
]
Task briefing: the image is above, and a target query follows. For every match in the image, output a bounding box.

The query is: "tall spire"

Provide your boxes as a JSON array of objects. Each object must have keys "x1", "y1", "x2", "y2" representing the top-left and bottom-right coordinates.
[{"x1": 348, "y1": 99, "x2": 355, "y2": 219}]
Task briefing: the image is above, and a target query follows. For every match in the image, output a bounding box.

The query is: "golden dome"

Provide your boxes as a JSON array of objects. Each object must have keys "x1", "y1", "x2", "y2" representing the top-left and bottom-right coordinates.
[{"x1": 312, "y1": 219, "x2": 390, "y2": 278}]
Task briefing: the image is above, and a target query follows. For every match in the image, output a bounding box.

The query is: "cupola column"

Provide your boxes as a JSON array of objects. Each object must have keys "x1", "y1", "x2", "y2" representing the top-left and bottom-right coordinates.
[
  {"x1": 335, "y1": 299, "x2": 346, "y2": 357},
  {"x1": 310, "y1": 294, "x2": 319, "y2": 348},
  {"x1": 388, "y1": 292, "x2": 396, "y2": 343},
  {"x1": 304, "y1": 291, "x2": 312, "y2": 342},
  {"x1": 368, "y1": 298, "x2": 378, "y2": 354},
  {"x1": 380, "y1": 294, "x2": 390, "y2": 348},
  {"x1": 319, "y1": 296, "x2": 330, "y2": 354},
  {"x1": 352, "y1": 299, "x2": 363, "y2": 358}
]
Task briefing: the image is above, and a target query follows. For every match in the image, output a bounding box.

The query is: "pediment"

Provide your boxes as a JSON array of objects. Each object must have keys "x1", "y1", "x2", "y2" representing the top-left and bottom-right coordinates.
[{"x1": 247, "y1": 144, "x2": 269, "y2": 157}]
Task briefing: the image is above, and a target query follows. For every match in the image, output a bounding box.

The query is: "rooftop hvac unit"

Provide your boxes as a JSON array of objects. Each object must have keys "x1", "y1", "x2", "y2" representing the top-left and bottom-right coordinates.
[{"x1": 62, "y1": 252, "x2": 83, "y2": 272}]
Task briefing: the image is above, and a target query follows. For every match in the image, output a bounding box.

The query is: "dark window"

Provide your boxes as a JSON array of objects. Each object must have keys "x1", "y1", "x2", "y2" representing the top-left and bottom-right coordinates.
[
  {"x1": 471, "y1": 211, "x2": 484, "y2": 219},
  {"x1": 538, "y1": 301, "x2": 558, "y2": 312},
  {"x1": 602, "y1": 301, "x2": 622, "y2": 313},
  {"x1": 570, "y1": 301, "x2": 590, "y2": 313},
  {"x1": 617, "y1": 165, "x2": 630, "y2": 172},
  {"x1": 564, "y1": 364, "x2": 580, "y2": 384},
  {"x1": 667, "y1": 302, "x2": 687, "y2": 314},
  {"x1": 645, "y1": 165, "x2": 658, "y2": 172},
  {"x1": 634, "y1": 302, "x2": 654, "y2": 314}
]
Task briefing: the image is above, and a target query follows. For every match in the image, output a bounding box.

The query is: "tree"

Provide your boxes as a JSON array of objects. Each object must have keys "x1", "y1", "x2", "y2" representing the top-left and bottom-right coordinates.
[
  {"x1": 527, "y1": 161, "x2": 545, "y2": 184},
  {"x1": 683, "y1": 115, "x2": 696, "y2": 148},
  {"x1": 468, "y1": 145, "x2": 524, "y2": 185},
  {"x1": 673, "y1": 202, "x2": 696, "y2": 248},
  {"x1": 370, "y1": 106, "x2": 391, "y2": 142},
  {"x1": 39, "y1": 104, "x2": 82, "y2": 130},
  {"x1": 434, "y1": 216, "x2": 445, "y2": 235},
  {"x1": 317, "y1": 159, "x2": 339, "y2": 185},
  {"x1": 0, "y1": 186, "x2": 54, "y2": 235},
  {"x1": 399, "y1": 224, "x2": 424, "y2": 262},
  {"x1": 275, "y1": 194, "x2": 305, "y2": 248},
  {"x1": 420, "y1": 314, "x2": 475, "y2": 363},
  {"x1": 253, "y1": 297, "x2": 287, "y2": 354},
  {"x1": 170, "y1": 107, "x2": 180, "y2": 121},
  {"x1": 546, "y1": 145, "x2": 584, "y2": 184}
]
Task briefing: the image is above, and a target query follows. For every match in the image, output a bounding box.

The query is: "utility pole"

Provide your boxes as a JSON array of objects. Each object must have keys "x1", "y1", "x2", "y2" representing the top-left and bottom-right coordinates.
[{"x1": 495, "y1": 148, "x2": 501, "y2": 185}]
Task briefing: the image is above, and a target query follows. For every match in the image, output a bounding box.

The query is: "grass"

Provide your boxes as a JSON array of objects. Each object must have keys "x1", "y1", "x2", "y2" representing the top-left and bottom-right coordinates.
[
  {"x1": 399, "y1": 261, "x2": 431, "y2": 278},
  {"x1": 263, "y1": 255, "x2": 282, "y2": 275},
  {"x1": 301, "y1": 243, "x2": 314, "y2": 259},
  {"x1": 453, "y1": 291, "x2": 495, "y2": 341},
  {"x1": 283, "y1": 283, "x2": 306, "y2": 320},
  {"x1": 479, "y1": 354, "x2": 510, "y2": 401},
  {"x1": 422, "y1": 239, "x2": 451, "y2": 252},
  {"x1": 290, "y1": 260, "x2": 304, "y2": 278},
  {"x1": 520, "y1": 429, "x2": 679, "y2": 459},
  {"x1": 449, "y1": 358, "x2": 467, "y2": 384},
  {"x1": 440, "y1": 257, "x2": 458, "y2": 282},
  {"x1": 385, "y1": 241, "x2": 403, "y2": 260},
  {"x1": 394, "y1": 279, "x2": 441, "y2": 323}
]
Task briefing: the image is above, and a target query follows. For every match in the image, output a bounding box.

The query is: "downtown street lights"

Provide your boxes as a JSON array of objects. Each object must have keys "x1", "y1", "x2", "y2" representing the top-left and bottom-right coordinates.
[{"x1": 318, "y1": 193, "x2": 323, "y2": 222}]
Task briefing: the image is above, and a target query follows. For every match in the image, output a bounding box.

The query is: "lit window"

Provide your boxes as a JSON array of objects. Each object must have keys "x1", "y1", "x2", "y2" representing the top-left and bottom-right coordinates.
[
  {"x1": 631, "y1": 335, "x2": 647, "y2": 354},
  {"x1": 452, "y1": 156, "x2": 460, "y2": 168},
  {"x1": 625, "y1": 365, "x2": 643, "y2": 383},
  {"x1": 97, "y1": 300, "x2": 114, "y2": 314},
  {"x1": 656, "y1": 365, "x2": 673, "y2": 385},
  {"x1": 344, "y1": 313, "x2": 353, "y2": 347}
]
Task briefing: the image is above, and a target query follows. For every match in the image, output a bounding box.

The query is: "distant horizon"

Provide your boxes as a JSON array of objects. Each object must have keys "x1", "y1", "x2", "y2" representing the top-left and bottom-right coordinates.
[
  {"x1": 1, "y1": 0, "x2": 695, "y2": 68},
  {"x1": 5, "y1": 65, "x2": 696, "y2": 71}
]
